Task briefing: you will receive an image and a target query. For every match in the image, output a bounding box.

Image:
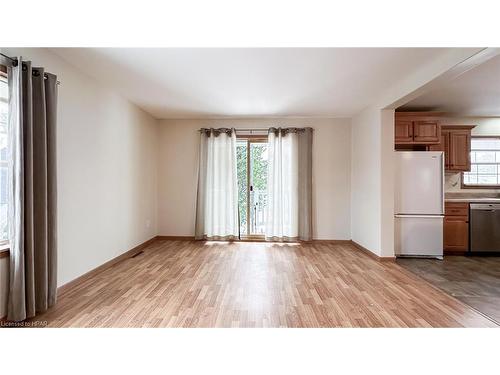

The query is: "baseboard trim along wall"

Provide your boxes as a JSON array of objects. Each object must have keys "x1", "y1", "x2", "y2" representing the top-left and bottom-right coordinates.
[
  {"x1": 57, "y1": 236, "x2": 158, "y2": 297},
  {"x1": 156, "y1": 236, "x2": 196, "y2": 241},
  {"x1": 312, "y1": 239, "x2": 352, "y2": 244},
  {"x1": 156, "y1": 237, "x2": 353, "y2": 244},
  {"x1": 350, "y1": 240, "x2": 396, "y2": 262}
]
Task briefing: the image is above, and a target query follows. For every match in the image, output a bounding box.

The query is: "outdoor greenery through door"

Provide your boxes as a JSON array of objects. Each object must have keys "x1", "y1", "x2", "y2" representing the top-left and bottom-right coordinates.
[{"x1": 236, "y1": 138, "x2": 268, "y2": 237}]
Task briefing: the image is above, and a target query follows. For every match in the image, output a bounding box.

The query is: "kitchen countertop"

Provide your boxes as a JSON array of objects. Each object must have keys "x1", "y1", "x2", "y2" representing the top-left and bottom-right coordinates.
[{"x1": 445, "y1": 198, "x2": 500, "y2": 203}]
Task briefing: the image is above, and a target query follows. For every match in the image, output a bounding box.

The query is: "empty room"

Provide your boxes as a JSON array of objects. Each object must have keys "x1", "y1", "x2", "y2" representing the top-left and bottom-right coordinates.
[
  {"x1": 5, "y1": 46, "x2": 500, "y2": 328},
  {"x1": 1, "y1": 2, "x2": 499, "y2": 374}
]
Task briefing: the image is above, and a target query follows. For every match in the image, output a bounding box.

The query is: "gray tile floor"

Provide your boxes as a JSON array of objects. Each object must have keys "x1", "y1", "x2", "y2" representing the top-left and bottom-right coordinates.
[{"x1": 397, "y1": 256, "x2": 500, "y2": 324}]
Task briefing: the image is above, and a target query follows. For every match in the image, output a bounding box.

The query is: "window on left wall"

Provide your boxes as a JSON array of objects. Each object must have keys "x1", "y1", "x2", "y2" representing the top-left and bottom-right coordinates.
[{"x1": 0, "y1": 66, "x2": 8, "y2": 244}]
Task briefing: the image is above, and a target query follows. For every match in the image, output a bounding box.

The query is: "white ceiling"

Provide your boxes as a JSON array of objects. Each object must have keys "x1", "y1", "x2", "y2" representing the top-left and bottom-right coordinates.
[
  {"x1": 51, "y1": 48, "x2": 455, "y2": 119},
  {"x1": 401, "y1": 53, "x2": 500, "y2": 116}
]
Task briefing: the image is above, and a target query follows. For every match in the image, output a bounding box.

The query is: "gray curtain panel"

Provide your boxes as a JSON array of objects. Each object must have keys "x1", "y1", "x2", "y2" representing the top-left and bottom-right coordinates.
[
  {"x1": 297, "y1": 128, "x2": 313, "y2": 241},
  {"x1": 266, "y1": 127, "x2": 312, "y2": 241},
  {"x1": 7, "y1": 60, "x2": 58, "y2": 321}
]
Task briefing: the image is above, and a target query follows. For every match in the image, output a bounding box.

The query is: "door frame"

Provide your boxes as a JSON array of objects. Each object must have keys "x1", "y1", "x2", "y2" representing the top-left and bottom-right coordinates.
[{"x1": 236, "y1": 135, "x2": 267, "y2": 239}]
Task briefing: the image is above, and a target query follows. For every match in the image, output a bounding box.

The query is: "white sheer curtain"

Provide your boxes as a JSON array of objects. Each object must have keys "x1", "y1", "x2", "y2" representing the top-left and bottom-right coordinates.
[
  {"x1": 266, "y1": 128, "x2": 312, "y2": 241},
  {"x1": 195, "y1": 128, "x2": 239, "y2": 240}
]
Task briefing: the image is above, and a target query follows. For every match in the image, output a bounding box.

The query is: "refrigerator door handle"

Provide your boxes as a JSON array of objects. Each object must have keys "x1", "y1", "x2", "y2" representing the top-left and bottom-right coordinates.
[{"x1": 440, "y1": 152, "x2": 445, "y2": 215}]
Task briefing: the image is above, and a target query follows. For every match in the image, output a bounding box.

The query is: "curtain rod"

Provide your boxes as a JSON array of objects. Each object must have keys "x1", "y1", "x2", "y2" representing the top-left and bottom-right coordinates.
[
  {"x1": 0, "y1": 52, "x2": 16, "y2": 65},
  {"x1": 198, "y1": 127, "x2": 313, "y2": 132},
  {"x1": 198, "y1": 128, "x2": 268, "y2": 133},
  {"x1": 0, "y1": 53, "x2": 61, "y2": 85}
]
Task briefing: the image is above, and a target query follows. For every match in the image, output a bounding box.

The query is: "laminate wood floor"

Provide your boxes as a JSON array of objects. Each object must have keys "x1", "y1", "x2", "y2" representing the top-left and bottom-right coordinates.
[
  {"x1": 397, "y1": 256, "x2": 500, "y2": 324},
  {"x1": 32, "y1": 240, "x2": 498, "y2": 327}
]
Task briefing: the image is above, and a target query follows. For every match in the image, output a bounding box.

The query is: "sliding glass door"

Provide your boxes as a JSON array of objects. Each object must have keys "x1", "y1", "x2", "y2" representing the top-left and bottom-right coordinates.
[{"x1": 236, "y1": 138, "x2": 268, "y2": 238}]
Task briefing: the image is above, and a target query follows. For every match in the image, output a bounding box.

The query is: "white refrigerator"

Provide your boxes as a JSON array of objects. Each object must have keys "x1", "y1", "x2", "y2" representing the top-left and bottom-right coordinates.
[{"x1": 394, "y1": 151, "x2": 444, "y2": 259}]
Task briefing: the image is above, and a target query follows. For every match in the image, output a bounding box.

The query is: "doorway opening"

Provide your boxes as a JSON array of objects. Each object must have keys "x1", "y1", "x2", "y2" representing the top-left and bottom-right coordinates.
[{"x1": 236, "y1": 137, "x2": 268, "y2": 239}]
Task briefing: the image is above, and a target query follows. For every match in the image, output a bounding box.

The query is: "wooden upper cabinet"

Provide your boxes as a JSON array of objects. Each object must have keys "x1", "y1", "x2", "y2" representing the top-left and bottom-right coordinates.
[
  {"x1": 396, "y1": 113, "x2": 475, "y2": 172},
  {"x1": 428, "y1": 130, "x2": 445, "y2": 151},
  {"x1": 394, "y1": 112, "x2": 441, "y2": 145},
  {"x1": 442, "y1": 130, "x2": 451, "y2": 168},
  {"x1": 433, "y1": 126, "x2": 474, "y2": 172},
  {"x1": 413, "y1": 120, "x2": 441, "y2": 143},
  {"x1": 395, "y1": 120, "x2": 414, "y2": 144},
  {"x1": 428, "y1": 129, "x2": 449, "y2": 164},
  {"x1": 428, "y1": 125, "x2": 474, "y2": 172},
  {"x1": 448, "y1": 130, "x2": 471, "y2": 171}
]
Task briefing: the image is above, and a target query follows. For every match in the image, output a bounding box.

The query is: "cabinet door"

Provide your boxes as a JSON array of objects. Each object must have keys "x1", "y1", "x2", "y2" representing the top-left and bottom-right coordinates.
[
  {"x1": 429, "y1": 130, "x2": 450, "y2": 168},
  {"x1": 395, "y1": 120, "x2": 414, "y2": 144},
  {"x1": 444, "y1": 216, "x2": 469, "y2": 251},
  {"x1": 448, "y1": 131, "x2": 471, "y2": 171},
  {"x1": 413, "y1": 120, "x2": 440, "y2": 143}
]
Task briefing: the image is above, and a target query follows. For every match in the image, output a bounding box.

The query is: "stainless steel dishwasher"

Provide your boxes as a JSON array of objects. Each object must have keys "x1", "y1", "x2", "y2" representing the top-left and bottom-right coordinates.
[{"x1": 470, "y1": 203, "x2": 500, "y2": 252}]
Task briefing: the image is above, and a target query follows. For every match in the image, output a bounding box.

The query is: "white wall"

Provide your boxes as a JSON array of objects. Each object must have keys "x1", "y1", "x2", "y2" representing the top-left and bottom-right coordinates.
[
  {"x1": 0, "y1": 48, "x2": 159, "y2": 291},
  {"x1": 157, "y1": 118, "x2": 351, "y2": 240},
  {"x1": 350, "y1": 107, "x2": 394, "y2": 257},
  {"x1": 350, "y1": 107, "x2": 382, "y2": 254},
  {"x1": 380, "y1": 110, "x2": 395, "y2": 257}
]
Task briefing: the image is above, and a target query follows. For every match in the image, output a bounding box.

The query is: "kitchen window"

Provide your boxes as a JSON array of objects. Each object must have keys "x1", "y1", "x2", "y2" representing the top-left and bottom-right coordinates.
[{"x1": 462, "y1": 137, "x2": 500, "y2": 188}]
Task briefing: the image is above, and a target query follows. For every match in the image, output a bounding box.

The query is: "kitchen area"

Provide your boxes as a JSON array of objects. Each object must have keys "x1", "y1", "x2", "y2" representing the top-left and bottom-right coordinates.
[
  {"x1": 395, "y1": 113, "x2": 500, "y2": 256},
  {"x1": 392, "y1": 53, "x2": 500, "y2": 324}
]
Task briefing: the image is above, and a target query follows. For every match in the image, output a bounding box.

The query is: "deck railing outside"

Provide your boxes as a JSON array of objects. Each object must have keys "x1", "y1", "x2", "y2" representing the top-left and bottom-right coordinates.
[{"x1": 251, "y1": 189, "x2": 267, "y2": 235}]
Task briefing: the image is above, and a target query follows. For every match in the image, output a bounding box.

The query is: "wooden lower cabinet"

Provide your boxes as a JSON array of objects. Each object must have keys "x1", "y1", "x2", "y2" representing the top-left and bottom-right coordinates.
[
  {"x1": 444, "y1": 202, "x2": 469, "y2": 252},
  {"x1": 444, "y1": 217, "x2": 469, "y2": 251}
]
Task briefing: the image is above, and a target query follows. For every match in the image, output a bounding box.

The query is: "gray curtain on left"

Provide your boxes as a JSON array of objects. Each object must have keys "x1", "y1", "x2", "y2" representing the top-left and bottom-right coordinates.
[{"x1": 7, "y1": 60, "x2": 58, "y2": 321}]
